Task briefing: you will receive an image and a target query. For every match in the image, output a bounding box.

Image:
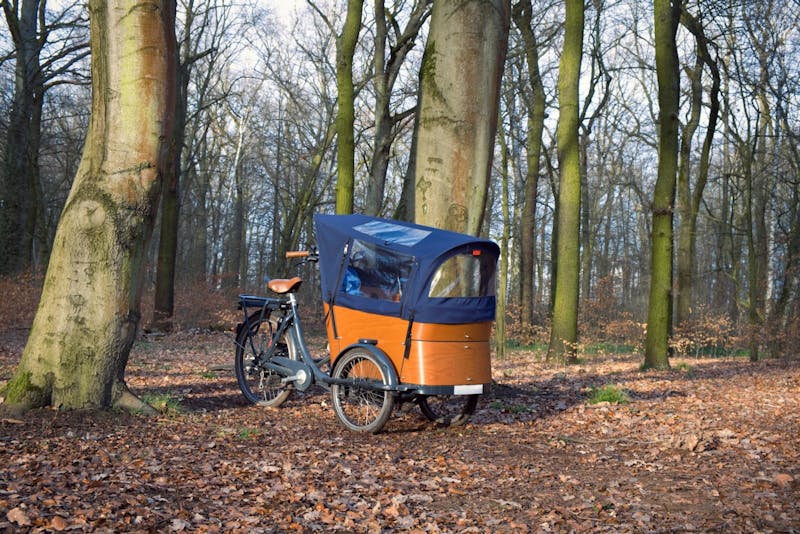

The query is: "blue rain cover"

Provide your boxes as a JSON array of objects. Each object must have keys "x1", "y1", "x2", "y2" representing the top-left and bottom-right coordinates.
[{"x1": 314, "y1": 214, "x2": 499, "y2": 324}]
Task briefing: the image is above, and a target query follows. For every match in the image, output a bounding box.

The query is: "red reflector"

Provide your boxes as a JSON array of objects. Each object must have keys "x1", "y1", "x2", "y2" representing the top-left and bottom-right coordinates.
[{"x1": 472, "y1": 250, "x2": 481, "y2": 256}]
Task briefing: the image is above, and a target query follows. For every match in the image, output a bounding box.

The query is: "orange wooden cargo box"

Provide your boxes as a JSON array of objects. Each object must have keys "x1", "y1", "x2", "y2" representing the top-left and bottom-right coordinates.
[{"x1": 315, "y1": 214, "x2": 499, "y2": 394}]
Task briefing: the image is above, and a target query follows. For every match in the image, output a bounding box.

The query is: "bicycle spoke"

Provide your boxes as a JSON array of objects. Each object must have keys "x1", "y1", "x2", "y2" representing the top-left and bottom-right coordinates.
[
  {"x1": 235, "y1": 314, "x2": 295, "y2": 407},
  {"x1": 331, "y1": 351, "x2": 394, "y2": 433}
]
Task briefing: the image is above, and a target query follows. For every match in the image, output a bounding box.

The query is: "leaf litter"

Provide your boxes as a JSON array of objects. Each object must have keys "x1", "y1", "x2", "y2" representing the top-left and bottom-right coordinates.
[{"x1": 0, "y1": 331, "x2": 798, "y2": 532}]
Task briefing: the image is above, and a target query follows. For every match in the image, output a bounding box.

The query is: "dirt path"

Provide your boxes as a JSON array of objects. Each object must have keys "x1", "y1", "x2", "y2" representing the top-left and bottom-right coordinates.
[{"x1": 1, "y1": 331, "x2": 798, "y2": 532}]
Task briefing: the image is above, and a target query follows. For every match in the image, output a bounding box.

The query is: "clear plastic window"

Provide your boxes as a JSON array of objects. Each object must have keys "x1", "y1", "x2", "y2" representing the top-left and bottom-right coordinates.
[
  {"x1": 353, "y1": 220, "x2": 430, "y2": 246},
  {"x1": 428, "y1": 250, "x2": 496, "y2": 298},
  {"x1": 341, "y1": 240, "x2": 414, "y2": 301}
]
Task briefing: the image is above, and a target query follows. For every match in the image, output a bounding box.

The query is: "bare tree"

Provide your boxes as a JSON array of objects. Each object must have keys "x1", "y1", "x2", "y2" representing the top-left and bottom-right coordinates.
[
  {"x1": 151, "y1": 0, "x2": 239, "y2": 331},
  {"x1": 364, "y1": 0, "x2": 431, "y2": 216},
  {"x1": 512, "y1": 0, "x2": 551, "y2": 327},
  {"x1": 413, "y1": 0, "x2": 510, "y2": 235},
  {"x1": 644, "y1": 0, "x2": 681, "y2": 370},
  {"x1": 2, "y1": 0, "x2": 175, "y2": 412},
  {"x1": 1, "y1": 0, "x2": 88, "y2": 273},
  {"x1": 674, "y1": 6, "x2": 720, "y2": 326},
  {"x1": 548, "y1": 0, "x2": 584, "y2": 362}
]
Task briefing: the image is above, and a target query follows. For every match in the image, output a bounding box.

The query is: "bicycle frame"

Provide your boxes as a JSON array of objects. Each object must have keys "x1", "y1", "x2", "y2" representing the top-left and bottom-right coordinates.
[
  {"x1": 238, "y1": 292, "x2": 399, "y2": 394},
  {"x1": 238, "y1": 293, "x2": 322, "y2": 391}
]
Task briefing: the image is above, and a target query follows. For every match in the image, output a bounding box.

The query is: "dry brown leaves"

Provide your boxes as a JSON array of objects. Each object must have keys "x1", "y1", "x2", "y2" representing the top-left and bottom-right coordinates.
[{"x1": 1, "y1": 331, "x2": 799, "y2": 532}]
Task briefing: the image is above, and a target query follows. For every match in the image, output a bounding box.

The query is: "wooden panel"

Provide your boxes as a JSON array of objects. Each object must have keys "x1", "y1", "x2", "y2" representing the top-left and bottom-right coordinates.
[
  {"x1": 411, "y1": 321, "x2": 492, "y2": 342},
  {"x1": 325, "y1": 305, "x2": 493, "y2": 386},
  {"x1": 324, "y1": 305, "x2": 408, "y2": 366},
  {"x1": 400, "y1": 341, "x2": 492, "y2": 386}
]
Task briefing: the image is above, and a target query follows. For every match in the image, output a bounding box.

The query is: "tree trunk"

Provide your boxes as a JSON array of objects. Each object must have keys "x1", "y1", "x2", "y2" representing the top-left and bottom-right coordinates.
[
  {"x1": 413, "y1": 0, "x2": 510, "y2": 234},
  {"x1": 365, "y1": 0, "x2": 390, "y2": 217},
  {"x1": 190, "y1": 146, "x2": 210, "y2": 278},
  {"x1": 152, "y1": 39, "x2": 189, "y2": 332},
  {"x1": 644, "y1": 0, "x2": 681, "y2": 370},
  {"x1": 768, "y1": 113, "x2": 800, "y2": 353},
  {"x1": 335, "y1": 0, "x2": 363, "y2": 215},
  {"x1": 495, "y1": 124, "x2": 510, "y2": 360},
  {"x1": 225, "y1": 107, "x2": 249, "y2": 288},
  {"x1": 512, "y1": 0, "x2": 546, "y2": 327},
  {"x1": 2, "y1": 0, "x2": 175, "y2": 412},
  {"x1": 579, "y1": 141, "x2": 593, "y2": 304},
  {"x1": 675, "y1": 11, "x2": 720, "y2": 327},
  {"x1": 365, "y1": 0, "x2": 430, "y2": 217},
  {"x1": 675, "y1": 55, "x2": 703, "y2": 326},
  {"x1": 396, "y1": 79, "x2": 423, "y2": 223},
  {"x1": 547, "y1": 0, "x2": 584, "y2": 363},
  {"x1": 0, "y1": 0, "x2": 44, "y2": 274}
]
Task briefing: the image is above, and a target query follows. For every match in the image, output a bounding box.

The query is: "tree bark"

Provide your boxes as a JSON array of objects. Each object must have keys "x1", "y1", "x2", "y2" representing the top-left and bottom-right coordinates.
[
  {"x1": 222, "y1": 99, "x2": 253, "y2": 289},
  {"x1": 644, "y1": 0, "x2": 681, "y2": 370},
  {"x1": 413, "y1": 0, "x2": 510, "y2": 235},
  {"x1": 675, "y1": 11, "x2": 720, "y2": 327},
  {"x1": 151, "y1": 19, "x2": 188, "y2": 332},
  {"x1": 675, "y1": 54, "x2": 702, "y2": 326},
  {"x1": 512, "y1": 0, "x2": 546, "y2": 327},
  {"x1": 335, "y1": 0, "x2": 364, "y2": 215},
  {"x1": 495, "y1": 124, "x2": 510, "y2": 360},
  {"x1": 1, "y1": 0, "x2": 44, "y2": 274},
  {"x1": 2, "y1": 0, "x2": 175, "y2": 412},
  {"x1": 365, "y1": 0, "x2": 430, "y2": 217},
  {"x1": 547, "y1": 0, "x2": 584, "y2": 363}
]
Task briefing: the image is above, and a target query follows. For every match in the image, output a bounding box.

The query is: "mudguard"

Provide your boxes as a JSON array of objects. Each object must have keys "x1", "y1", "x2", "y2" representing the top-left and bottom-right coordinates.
[{"x1": 333, "y1": 343, "x2": 399, "y2": 388}]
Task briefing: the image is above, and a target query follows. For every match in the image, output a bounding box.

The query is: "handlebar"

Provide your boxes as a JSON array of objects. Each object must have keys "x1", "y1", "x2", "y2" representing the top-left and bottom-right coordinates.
[{"x1": 286, "y1": 248, "x2": 319, "y2": 262}]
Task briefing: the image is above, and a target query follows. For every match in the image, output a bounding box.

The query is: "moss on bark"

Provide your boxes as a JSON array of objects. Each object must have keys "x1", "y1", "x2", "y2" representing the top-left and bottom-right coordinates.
[{"x1": 1, "y1": 371, "x2": 50, "y2": 412}]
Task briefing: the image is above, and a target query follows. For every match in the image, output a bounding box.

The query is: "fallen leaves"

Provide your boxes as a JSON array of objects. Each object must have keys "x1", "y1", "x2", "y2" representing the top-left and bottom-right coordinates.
[
  {"x1": 0, "y1": 332, "x2": 799, "y2": 532},
  {"x1": 773, "y1": 473, "x2": 794, "y2": 488},
  {"x1": 6, "y1": 507, "x2": 30, "y2": 526},
  {"x1": 50, "y1": 515, "x2": 69, "y2": 531}
]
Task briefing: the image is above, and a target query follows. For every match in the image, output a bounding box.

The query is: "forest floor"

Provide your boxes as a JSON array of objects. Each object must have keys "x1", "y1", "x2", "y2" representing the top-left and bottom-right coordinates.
[{"x1": 1, "y1": 328, "x2": 799, "y2": 533}]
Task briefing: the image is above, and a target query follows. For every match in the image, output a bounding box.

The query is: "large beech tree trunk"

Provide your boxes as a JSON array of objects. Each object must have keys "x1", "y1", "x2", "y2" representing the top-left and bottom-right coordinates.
[
  {"x1": 2, "y1": 0, "x2": 175, "y2": 412},
  {"x1": 413, "y1": 0, "x2": 510, "y2": 235}
]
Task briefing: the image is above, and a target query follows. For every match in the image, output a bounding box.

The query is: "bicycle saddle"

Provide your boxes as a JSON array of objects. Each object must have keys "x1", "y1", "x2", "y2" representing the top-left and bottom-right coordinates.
[{"x1": 268, "y1": 277, "x2": 303, "y2": 294}]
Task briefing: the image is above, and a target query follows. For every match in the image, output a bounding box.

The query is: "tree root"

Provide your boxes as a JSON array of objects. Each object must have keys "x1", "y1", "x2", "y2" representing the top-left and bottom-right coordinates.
[
  {"x1": 0, "y1": 400, "x2": 29, "y2": 419},
  {"x1": 0, "y1": 371, "x2": 45, "y2": 416},
  {"x1": 113, "y1": 386, "x2": 157, "y2": 415}
]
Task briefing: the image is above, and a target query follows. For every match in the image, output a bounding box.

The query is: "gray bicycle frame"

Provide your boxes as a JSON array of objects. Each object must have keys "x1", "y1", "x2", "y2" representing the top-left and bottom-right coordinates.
[{"x1": 245, "y1": 292, "x2": 400, "y2": 393}]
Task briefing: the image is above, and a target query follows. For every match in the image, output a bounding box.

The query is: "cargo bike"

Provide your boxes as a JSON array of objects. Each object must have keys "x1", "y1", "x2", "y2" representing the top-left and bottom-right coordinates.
[{"x1": 234, "y1": 214, "x2": 499, "y2": 433}]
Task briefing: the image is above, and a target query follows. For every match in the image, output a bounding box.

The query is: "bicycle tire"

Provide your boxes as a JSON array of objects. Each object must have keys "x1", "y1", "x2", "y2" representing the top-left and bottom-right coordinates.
[
  {"x1": 234, "y1": 312, "x2": 296, "y2": 407},
  {"x1": 330, "y1": 349, "x2": 394, "y2": 433},
  {"x1": 418, "y1": 394, "x2": 478, "y2": 426}
]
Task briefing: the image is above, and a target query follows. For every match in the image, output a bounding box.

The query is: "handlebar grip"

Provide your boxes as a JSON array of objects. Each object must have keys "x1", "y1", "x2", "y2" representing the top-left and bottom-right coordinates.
[{"x1": 286, "y1": 250, "x2": 310, "y2": 258}]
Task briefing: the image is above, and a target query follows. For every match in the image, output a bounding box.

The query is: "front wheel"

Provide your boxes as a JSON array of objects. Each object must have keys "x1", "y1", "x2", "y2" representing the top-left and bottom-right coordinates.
[
  {"x1": 235, "y1": 313, "x2": 295, "y2": 407},
  {"x1": 418, "y1": 394, "x2": 478, "y2": 426},
  {"x1": 330, "y1": 350, "x2": 394, "y2": 433}
]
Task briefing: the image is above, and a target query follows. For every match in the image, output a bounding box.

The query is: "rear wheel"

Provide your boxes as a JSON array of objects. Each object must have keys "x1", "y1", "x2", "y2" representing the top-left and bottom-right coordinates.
[
  {"x1": 418, "y1": 394, "x2": 478, "y2": 426},
  {"x1": 331, "y1": 350, "x2": 394, "y2": 433},
  {"x1": 235, "y1": 313, "x2": 295, "y2": 407}
]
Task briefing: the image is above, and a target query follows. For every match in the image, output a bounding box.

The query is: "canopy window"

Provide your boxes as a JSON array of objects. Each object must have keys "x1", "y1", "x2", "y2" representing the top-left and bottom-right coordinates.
[
  {"x1": 342, "y1": 240, "x2": 415, "y2": 302},
  {"x1": 428, "y1": 249, "x2": 497, "y2": 299}
]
